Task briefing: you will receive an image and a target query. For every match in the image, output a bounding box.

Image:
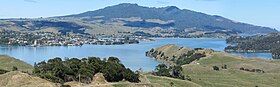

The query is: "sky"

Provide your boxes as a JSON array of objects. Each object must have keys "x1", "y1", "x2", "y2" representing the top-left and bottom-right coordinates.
[{"x1": 0, "y1": 0, "x2": 279, "y2": 30}]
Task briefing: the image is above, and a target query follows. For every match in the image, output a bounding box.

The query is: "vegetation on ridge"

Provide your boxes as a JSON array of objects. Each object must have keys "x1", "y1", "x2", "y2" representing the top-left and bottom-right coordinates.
[
  {"x1": 225, "y1": 33, "x2": 280, "y2": 59},
  {"x1": 33, "y1": 57, "x2": 140, "y2": 84},
  {"x1": 146, "y1": 44, "x2": 209, "y2": 66}
]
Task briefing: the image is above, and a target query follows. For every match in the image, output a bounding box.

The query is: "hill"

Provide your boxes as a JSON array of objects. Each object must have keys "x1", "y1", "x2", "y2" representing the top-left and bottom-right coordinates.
[
  {"x1": 147, "y1": 44, "x2": 280, "y2": 87},
  {"x1": 0, "y1": 55, "x2": 33, "y2": 73},
  {"x1": 0, "y1": 71, "x2": 60, "y2": 87},
  {"x1": 146, "y1": 44, "x2": 214, "y2": 66},
  {"x1": 183, "y1": 52, "x2": 280, "y2": 87},
  {"x1": 0, "y1": 19, "x2": 156, "y2": 37},
  {"x1": 225, "y1": 33, "x2": 280, "y2": 59},
  {"x1": 60, "y1": 3, "x2": 277, "y2": 34},
  {"x1": 0, "y1": 71, "x2": 201, "y2": 87}
]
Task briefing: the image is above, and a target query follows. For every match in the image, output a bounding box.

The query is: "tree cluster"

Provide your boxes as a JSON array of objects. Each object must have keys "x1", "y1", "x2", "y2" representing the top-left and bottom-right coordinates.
[
  {"x1": 225, "y1": 34, "x2": 280, "y2": 59},
  {"x1": 153, "y1": 64, "x2": 185, "y2": 80},
  {"x1": 33, "y1": 57, "x2": 140, "y2": 84},
  {"x1": 213, "y1": 64, "x2": 227, "y2": 71},
  {"x1": 240, "y1": 67, "x2": 265, "y2": 73},
  {"x1": 176, "y1": 51, "x2": 206, "y2": 65}
]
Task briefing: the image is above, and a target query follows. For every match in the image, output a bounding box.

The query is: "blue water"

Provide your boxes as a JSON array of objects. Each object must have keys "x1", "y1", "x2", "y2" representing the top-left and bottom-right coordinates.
[{"x1": 0, "y1": 38, "x2": 273, "y2": 71}]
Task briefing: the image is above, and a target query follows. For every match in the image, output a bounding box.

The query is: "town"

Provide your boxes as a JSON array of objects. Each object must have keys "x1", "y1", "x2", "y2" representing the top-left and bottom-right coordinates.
[{"x1": 0, "y1": 30, "x2": 143, "y2": 46}]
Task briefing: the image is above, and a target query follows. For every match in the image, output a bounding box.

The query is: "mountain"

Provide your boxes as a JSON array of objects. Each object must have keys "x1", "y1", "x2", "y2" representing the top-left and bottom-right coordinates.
[{"x1": 59, "y1": 3, "x2": 278, "y2": 34}]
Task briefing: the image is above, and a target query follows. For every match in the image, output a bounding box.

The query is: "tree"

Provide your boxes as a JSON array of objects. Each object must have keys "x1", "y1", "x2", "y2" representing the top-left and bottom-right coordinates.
[
  {"x1": 222, "y1": 64, "x2": 227, "y2": 69},
  {"x1": 108, "y1": 57, "x2": 120, "y2": 64},
  {"x1": 170, "y1": 82, "x2": 174, "y2": 87},
  {"x1": 154, "y1": 64, "x2": 171, "y2": 77},
  {"x1": 156, "y1": 64, "x2": 168, "y2": 71},
  {"x1": 12, "y1": 66, "x2": 18, "y2": 71},
  {"x1": 123, "y1": 68, "x2": 140, "y2": 82},
  {"x1": 213, "y1": 66, "x2": 219, "y2": 71},
  {"x1": 172, "y1": 65, "x2": 182, "y2": 77}
]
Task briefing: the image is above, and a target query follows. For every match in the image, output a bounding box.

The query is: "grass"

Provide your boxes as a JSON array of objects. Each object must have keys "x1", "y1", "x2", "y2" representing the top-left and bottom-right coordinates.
[
  {"x1": 146, "y1": 75, "x2": 201, "y2": 87},
  {"x1": 0, "y1": 55, "x2": 33, "y2": 73},
  {"x1": 0, "y1": 71, "x2": 60, "y2": 87},
  {"x1": 183, "y1": 53, "x2": 280, "y2": 87}
]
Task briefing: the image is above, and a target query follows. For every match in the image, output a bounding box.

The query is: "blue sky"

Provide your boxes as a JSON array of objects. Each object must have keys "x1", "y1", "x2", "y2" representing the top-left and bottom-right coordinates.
[{"x1": 0, "y1": 0, "x2": 279, "y2": 29}]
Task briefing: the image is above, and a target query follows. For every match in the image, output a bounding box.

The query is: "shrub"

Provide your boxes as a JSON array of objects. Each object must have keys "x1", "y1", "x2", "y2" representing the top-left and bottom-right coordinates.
[
  {"x1": 221, "y1": 64, "x2": 227, "y2": 69},
  {"x1": 240, "y1": 67, "x2": 245, "y2": 70},
  {"x1": 153, "y1": 64, "x2": 185, "y2": 80},
  {"x1": 12, "y1": 66, "x2": 18, "y2": 71},
  {"x1": 213, "y1": 66, "x2": 219, "y2": 71},
  {"x1": 0, "y1": 69, "x2": 9, "y2": 74},
  {"x1": 170, "y1": 82, "x2": 174, "y2": 87},
  {"x1": 61, "y1": 85, "x2": 71, "y2": 87}
]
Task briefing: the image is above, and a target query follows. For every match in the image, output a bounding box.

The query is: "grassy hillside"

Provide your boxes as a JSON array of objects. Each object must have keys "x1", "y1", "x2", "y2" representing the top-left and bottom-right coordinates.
[
  {"x1": 111, "y1": 74, "x2": 201, "y2": 87},
  {"x1": 64, "y1": 72, "x2": 200, "y2": 87},
  {"x1": 146, "y1": 44, "x2": 214, "y2": 66},
  {"x1": 145, "y1": 75, "x2": 201, "y2": 87},
  {"x1": 183, "y1": 52, "x2": 280, "y2": 87},
  {"x1": 148, "y1": 44, "x2": 280, "y2": 87},
  {"x1": 0, "y1": 55, "x2": 33, "y2": 73},
  {"x1": 0, "y1": 71, "x2": 59, "y2": 87}
]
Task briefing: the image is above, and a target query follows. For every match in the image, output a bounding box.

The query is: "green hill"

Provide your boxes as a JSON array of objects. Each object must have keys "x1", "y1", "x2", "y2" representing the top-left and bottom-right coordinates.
[
  {"x1": 0, "y1": 55, "x2": 33, "y2": 73},
  {"x1": 148, "y1": 44, "x2": 280, "y2": 87},
  {"x1": 183, "y1": 52, "x2": 280, "y2": 87}
]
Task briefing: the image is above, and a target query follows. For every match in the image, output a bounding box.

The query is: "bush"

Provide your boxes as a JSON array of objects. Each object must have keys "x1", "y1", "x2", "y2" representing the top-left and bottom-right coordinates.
[
  {"x1": 12, "y1": 66, "x2": 18, "y2": 71},
  {"x1": 61, "y1": 85, "x2": 71, "y2": 87},
  {"x1": 176, "y1": 53, "x2": 206, "y2": 65},
  {"x1": 170, "y1": 82, "x2": 174, "y2": 87},
  {"x1": 221, "y1": 64, "x2": 227, "y2": 69},
  {"x1": 213, "y1": 66, "x2": 219, "y2": 71},
  {"x1": 153, "y1": 64, "x2": 185, "y2": 80},
  {"x1": 240, "y1": 67, "x2": 245, "y2": 70},
  {"x1": 0, "y1": 69, "x2": 9, "y2": 74}
]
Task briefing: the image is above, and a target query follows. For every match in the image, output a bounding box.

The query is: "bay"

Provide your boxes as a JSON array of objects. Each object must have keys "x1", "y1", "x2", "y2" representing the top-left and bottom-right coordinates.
[{"x1": 0, "y1": 38, "x2": 273, "y2": 71}]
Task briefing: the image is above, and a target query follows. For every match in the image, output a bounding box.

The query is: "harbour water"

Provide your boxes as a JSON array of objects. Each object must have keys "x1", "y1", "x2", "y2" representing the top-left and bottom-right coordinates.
[{"x1": 0, "y1": 38, "x2": 273, "y2": 71}]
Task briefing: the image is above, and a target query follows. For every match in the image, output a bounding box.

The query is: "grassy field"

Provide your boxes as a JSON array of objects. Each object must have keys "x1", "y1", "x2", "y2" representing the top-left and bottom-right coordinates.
[
  {"x1": 146, "y1": 75, "x2": 201, "y2": 87},
  {"x1": 111, "y1": 74, "x2": 201, "y2": 87},
  {"x1": 183, "y1": 52, "x2": 280, "y2": 87},
  {"x1": 0, "y1": 55, "x2": 33, "y2": 73}
]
